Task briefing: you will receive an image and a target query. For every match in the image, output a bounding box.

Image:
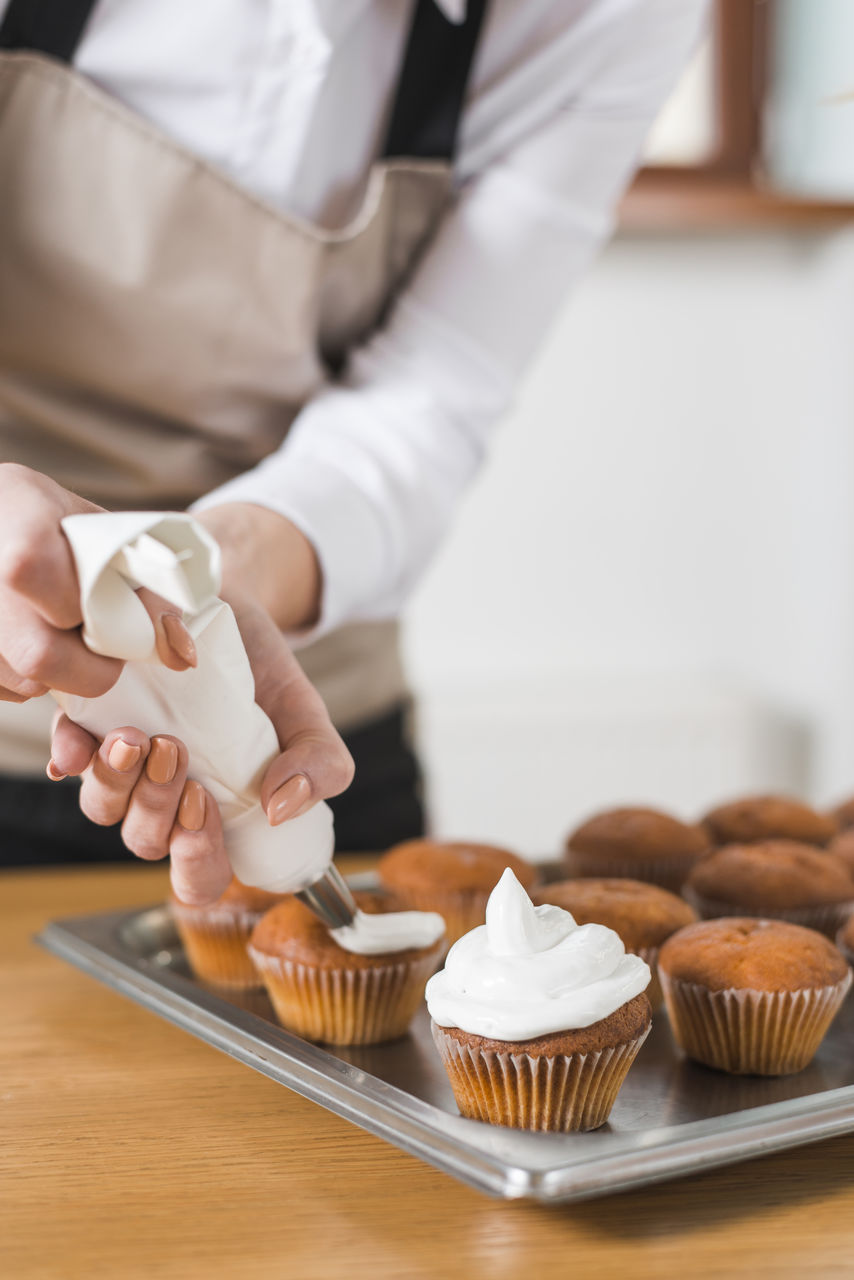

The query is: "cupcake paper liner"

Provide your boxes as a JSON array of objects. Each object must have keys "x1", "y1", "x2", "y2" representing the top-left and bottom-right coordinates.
[
  {"x1": 563, "y1": 850, "x2": 701, "y2": 894},
  {"x1": 682, "y1": 888, "x2": 854, "y2": 940},
  {"x1": 249, "y1": 946, "x2": 441, "y2": 1045},
  {"x1": 430, "y1": 1021, "x2": 651, "y2": 1132},
  {"x1": 170, "y1": 907, "x2": 265, "y2": 990},
  {"x1": 660, "y1": 970, "x2": 852, "y2": 1076},
  {"x1": 635, "y1": 944, "x2": 662, "y2": 1011}
]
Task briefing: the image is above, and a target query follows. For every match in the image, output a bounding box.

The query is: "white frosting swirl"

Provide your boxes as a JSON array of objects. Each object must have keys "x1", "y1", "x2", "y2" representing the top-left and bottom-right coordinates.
[
  {"x1": 331, "y1": 908, "x2": 445, "y2": 956},
  {"x1": 425, "y1": 868, "x2": 650, "y2": 1041}
]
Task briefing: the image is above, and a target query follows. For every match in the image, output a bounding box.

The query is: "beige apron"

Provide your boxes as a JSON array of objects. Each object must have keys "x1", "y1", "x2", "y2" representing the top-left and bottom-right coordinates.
[{"x1": 0, "y1": 19, "x2": 462, "y2": 773}]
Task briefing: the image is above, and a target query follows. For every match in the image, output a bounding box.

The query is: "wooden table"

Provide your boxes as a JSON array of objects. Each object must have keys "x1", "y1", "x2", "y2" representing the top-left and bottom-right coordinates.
[{"x1": 2, "y1": 864, "x2": 854, "y2": 1280}]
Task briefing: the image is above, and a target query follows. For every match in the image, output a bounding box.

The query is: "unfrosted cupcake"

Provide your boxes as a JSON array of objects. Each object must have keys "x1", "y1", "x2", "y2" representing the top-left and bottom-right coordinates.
[
  {"x1": 248, "y1": 891, "x2": 445, "y2": 1045},
  {"x1": 563, "y1": 807, "x2": 709, "y2": 892},
  {"x1": 532, "y1": 878, "x2": 697, "y2": 1009},
  {"x1": 659, "y1": 918, "x2": 851, "y2": 1075},
  {"x1": 427, "y1": 869, "x2": 652, "y2": 1132},
  {"x1": 683, "y1": 840, "x2": 854, "y2": 937},
  {"x1": 829, "y1": 794, "x2": 854, "y2": 831},
  {"x1": 702, "y1": 794, "x2": 837, "y2": 847},
  {"x1": 828, "y1": 828, "x2": 854, "y2": 878},
  {"x1": 377, "y1": 838, "x2": 537, "y2": 945},
  {"x1": 170, "y1": 878, "x2": 286, "y2": 989},
  {"x1": 836, "y1": 913, "x2": 854, "y2": 968}
]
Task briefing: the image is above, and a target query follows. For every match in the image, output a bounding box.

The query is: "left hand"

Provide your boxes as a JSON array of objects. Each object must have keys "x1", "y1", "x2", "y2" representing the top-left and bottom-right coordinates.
[{"x1": 49, "y1": 505, "x2": 354, "y2": 905}]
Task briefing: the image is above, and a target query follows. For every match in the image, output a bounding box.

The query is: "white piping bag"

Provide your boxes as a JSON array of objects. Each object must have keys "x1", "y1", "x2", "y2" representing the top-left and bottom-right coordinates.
[{"x1": 55, "y1": 512, "x2": 345, "y2": 904}]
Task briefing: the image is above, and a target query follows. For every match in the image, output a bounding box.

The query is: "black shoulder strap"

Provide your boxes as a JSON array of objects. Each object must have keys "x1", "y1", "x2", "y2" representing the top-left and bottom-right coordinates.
[
  {"x1": 0, "y1": 0, "x2": 489, "y2": 163},
  {"x1": 383, "y1": 0, "x2": 489, "y2": 162},
  {"x1": 0, "y1": 0, "x2": 98, "y2": 61}
]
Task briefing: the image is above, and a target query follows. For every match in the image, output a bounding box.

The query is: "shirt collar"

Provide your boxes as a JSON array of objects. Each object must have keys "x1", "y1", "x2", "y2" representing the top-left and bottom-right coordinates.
[
  {"x1": 312, "y1": 0, "x2": 468, "y2": 38},
  {"x1": 434, "y1": 0, "x2": 467, "y2": 21}
]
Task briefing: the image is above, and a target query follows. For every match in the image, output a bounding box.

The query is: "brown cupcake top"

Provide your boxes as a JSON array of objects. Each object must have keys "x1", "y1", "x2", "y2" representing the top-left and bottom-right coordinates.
[
  {"x1": 436, "y1": 991, "x2": 651, "y2": 1057},
  {"x1": 532, "y1": 878, "x2": 697, "y2": 951},
  {"x1": 659, "y1": 917, "x2": 849, "y2": 993},
  {"x1": 170, "y1": 877, "x2": 285, "y2": 917},
  {"x1": 828, "y1": 829, "x2": 854, "y2": 876},
  {"x1": 249, "y1": 891, "x2": 444, "y2": 969},
  {"x1": 566, "y1": 807, "x2": 708, "y2": 863},
  {"x1": 377, "y1": 839, "x2": 536, "y2": 895},
  {"x1": 702, "y1": 794, "x2": 837, "y2": 847},
  {"x1": 686, "y1": 840, "x2": 854, "y2": 910}
]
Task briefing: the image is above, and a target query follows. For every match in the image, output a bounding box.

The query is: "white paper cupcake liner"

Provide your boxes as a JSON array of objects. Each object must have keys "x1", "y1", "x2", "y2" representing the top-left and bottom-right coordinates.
[
  {"x1": 660, "y1": 970, "x2": 852, "y2": 1075},
  {"x1": 563, "y1": 850, "x2": 701, "y2": 893},
  {"x1": 431, "y1": 1020, "x2": 651, "y2": 1132},
  {"x1": 682, "y1": 888, "x2": 854, "y2": 940},
  {"x1": 170, "y1": 906, "x2": 266, "y2": 990},
  {"x1": 249, "y1": 946, "x2": 441, "y2": 1045},
  {"x1": 635, "y1": 945, "x2": 662, "y2": 1010}
]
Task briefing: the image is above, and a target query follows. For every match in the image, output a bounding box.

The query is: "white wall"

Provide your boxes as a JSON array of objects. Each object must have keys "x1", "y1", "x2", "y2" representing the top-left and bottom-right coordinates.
[{"x1": 402, "y1": 227, "x2": 854, "y2": 855}]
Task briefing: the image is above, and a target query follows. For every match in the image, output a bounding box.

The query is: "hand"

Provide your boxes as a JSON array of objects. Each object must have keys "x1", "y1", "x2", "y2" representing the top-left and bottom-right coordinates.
[
  {"x1": 50, "y1": 508, "x2": 354, "y2": 905},
  {"x1": 0, "y1": 464, "x2": 198, "y2": 704}
]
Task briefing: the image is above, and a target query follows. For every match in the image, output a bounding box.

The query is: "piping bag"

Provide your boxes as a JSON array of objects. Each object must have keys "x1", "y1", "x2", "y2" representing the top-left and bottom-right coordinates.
[{"x1": 54, "y1": 512, "x2": 356, "y2": 928}]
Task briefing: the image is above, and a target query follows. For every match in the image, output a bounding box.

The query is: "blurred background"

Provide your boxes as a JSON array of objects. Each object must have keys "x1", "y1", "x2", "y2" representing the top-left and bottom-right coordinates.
[{"x1": 402, "y1": 0, "x2": 854, "y2": 856}]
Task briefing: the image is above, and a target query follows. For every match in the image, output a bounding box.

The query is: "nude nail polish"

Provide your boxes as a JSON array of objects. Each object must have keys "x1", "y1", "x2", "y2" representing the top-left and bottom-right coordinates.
[
  {"x1": 161, "y1": 614, "x2": 198, "y2": 669},
  {"x1": 108, "y1": 739, "x2": 141, "y2": 773},
  {"x1": 146, "y1": 737, "x2": 178, "y2": 784},
  {"x1": 178, "y1": 780, "x2": 205, "y2": 832},
  {"x1": 45, "y1": 760, "x2": 66, "y2": 782},
  {"x1": 269, "y1": 774, "x2": 312, "y2": 826}
]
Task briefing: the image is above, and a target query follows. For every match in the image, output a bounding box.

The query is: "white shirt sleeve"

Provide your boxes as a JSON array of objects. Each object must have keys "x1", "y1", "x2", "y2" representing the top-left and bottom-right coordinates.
[{"x1": 193, "y1": 0, "x2": 709, "y2": 637}]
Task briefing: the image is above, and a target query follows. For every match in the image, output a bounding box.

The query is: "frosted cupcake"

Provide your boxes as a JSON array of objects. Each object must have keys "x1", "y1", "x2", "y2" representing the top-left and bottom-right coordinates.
[
  {"x1": 248, "y1": 892, "x2": 445, "y2": 1045},
  {"x1": 427, "y1": 869, "x2": 652, "y2": 1132},
  {"x1": 563, "y1": 807, "x2": 709, "y2": 892},
  {"x1": 170, "y1": 878, "x2": 286, "y2": 989},
  {"x1": 659, "y1": 918, "x2": 851, "y2": 1075},
  {"x1": 377, "y1": 838, "x2": 538, "y2": 945}
]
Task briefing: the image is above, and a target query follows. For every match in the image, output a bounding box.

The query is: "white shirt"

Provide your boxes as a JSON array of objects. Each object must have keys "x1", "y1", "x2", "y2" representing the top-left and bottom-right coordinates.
[{"x1": 2, "y1": 0, "x2": 708, "y2": 635}]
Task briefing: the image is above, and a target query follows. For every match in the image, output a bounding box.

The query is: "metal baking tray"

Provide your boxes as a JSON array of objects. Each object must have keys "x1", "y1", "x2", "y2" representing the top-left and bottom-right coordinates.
[{"x1": 36, "y1": 883, "x2": 854, "y2": 1204}]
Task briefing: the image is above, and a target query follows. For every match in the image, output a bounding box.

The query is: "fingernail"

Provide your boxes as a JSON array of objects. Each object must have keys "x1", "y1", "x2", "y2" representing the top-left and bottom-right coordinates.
[
  {"x1": 269, "y1": 774, "x2": 312, "y2": 826},
  {"x1": 108, "y1": 738, "x2": 141, "y2": 773},
  {"x1": 178, "y1": 780, "x2": 205, "y2": 832},
  {"x1": 146, "y1": 737, "x2": 178, "y2": 784},
  {"x1": 161, "y1": 614, "x2": 198, "y2": 669},
  {"x1": 45, "y1": 759, "x2": 66, "y2": 782}
]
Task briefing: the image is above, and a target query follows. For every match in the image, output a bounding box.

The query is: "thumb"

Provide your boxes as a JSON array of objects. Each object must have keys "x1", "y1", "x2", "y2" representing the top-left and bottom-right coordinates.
[{"x1": 230, "y1": 596, "x2": 354, "y2": 825}]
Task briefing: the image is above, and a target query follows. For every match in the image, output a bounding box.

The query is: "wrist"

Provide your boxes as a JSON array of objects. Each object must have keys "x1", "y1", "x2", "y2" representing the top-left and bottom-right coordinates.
[{"x1": 195, "y1": 502, "x2": 321, "y2": 632}]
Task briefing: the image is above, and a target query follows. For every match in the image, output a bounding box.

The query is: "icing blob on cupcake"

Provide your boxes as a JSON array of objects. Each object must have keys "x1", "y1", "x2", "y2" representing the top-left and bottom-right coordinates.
[{"x1": 426, "y1": 868, "x2": 650, "y2": 1041}]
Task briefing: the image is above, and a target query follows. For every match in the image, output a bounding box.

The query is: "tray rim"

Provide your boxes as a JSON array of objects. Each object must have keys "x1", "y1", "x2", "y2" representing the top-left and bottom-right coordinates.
[{"x1": 35, "y1": 904, "x2": 854, "y2": 1204}]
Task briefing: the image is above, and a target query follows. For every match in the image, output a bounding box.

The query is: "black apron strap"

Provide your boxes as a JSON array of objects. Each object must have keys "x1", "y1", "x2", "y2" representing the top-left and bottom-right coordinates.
[
  {"x1": 383, "y1": 0, "x2": 489, "y2": 162},
  {"x1": 0, "y1": 0, "x2": 98, "y2": 62}
]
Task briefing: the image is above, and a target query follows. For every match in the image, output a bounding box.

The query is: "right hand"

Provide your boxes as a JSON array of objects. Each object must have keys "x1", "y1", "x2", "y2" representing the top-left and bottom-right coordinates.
[{"x1": 0, "y1": 463, "x2": 196, "y2": 705}]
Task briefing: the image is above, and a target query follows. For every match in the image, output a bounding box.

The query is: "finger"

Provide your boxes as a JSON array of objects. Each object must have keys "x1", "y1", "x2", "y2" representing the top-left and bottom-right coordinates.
[
  {"x1": 262, "y1": 732, "x2": 354, "y2": 827},
  {"x1": 0, "y1": 651, "x2": 47, "y2": 702},
  {"x1": 2, "y1": 523, "x2": 84, "y2": 630},
  {"x1": 228, "y1": 599, "x2": 354, "y2": 822},
  {"x1": 78, "y1": 726, "x2": 151, "y2": 827},
  {"x1": 1, "y1": 593, "x2": 122, "y2": 697},
  {"x1": 137, "y1": 589, "x2": 198, "y2": 673},
  {"x1": 121, "y1": 734, "x2": 188, "y2": 861},
  {"x1": 168, "y1": 781, "x2": 232, "y2": 906},
  {"x1": 50, "y1": 712, "x2": 99, "y2": 778}
]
